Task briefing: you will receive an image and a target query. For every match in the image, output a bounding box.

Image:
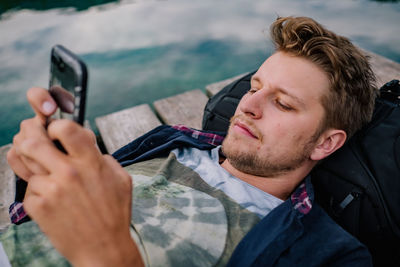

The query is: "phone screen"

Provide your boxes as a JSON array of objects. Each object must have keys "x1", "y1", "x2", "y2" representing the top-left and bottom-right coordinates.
[{"x1": 48, "y1": 45, "x2": 87, "y2": 125}]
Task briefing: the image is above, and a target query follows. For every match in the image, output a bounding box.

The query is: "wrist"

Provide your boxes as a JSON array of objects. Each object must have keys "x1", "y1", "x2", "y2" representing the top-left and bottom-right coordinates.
[{"x1": 72, "y1": 230, "x2": 144, "y2": 267}]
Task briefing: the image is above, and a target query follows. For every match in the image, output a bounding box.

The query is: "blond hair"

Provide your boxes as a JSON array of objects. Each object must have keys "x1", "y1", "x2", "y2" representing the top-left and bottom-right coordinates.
[{"x1": 270, "y1": 16, "x2": 378, "y2": 138}]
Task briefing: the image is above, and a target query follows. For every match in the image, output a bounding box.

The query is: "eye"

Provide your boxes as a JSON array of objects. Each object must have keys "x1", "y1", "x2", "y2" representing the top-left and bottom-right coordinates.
[
  {"x1": 275, "y1": 99, "x2": 294, "y2": 111},
  {"x1": 247, "y1": 88, "x2": 258, "y2": 94}
]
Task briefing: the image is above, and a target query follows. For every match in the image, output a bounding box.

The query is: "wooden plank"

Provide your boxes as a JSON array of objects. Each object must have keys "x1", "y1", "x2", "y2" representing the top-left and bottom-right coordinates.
[
  {"x1": 0, "y1": 144, "x2": 15, "y2": 233},
  {"x1": 364, "y1": 50, "x2": 400, "y2": 86},
  {"x1": 95, "y1": 104, "x2": 162, "y2": 154},
  {"x1": 153, "y1": 90, "x2": 209, "y2": 129},
  {"x1": 205, "y1": 73, "x2": 249, "y2": 97}
]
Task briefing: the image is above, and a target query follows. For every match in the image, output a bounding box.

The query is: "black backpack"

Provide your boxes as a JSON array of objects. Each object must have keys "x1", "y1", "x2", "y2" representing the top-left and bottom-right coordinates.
[
  {"x1": 202, "y1": 75, "x2": 400, "y2": 267},
  {"x1": 311, "y1": 79, "x2": 400, "y2": 267},
  {"x1": 202, "y1": 71, "x2": 255, "y2": 132}
]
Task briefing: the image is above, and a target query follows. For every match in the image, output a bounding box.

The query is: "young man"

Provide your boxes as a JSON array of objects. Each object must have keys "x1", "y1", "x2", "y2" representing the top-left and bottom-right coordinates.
[{"x1": 2, "y1": 16, "x2": 377, "y2": 266}]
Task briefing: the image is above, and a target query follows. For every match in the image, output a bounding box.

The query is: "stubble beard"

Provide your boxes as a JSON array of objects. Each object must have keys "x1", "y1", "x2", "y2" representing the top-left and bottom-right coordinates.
[{"x1": 221, "y1": 121, "x2": 320, "y2": 178}]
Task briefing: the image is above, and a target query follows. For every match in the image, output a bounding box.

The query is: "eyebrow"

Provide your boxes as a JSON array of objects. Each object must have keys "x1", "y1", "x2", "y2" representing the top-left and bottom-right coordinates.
[{"x1": 251, "y1": 76, "x2": 306, "y2": 108}]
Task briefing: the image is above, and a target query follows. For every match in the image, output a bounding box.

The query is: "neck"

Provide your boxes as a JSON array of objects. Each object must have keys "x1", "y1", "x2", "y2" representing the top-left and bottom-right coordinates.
[{"x1": 220, "y1": 159, "x2": 316, "y2": 200}]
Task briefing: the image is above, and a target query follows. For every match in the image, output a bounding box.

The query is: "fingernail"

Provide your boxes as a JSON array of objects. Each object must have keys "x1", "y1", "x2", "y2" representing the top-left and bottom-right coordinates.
[
  {"x1": 42, "y1": 101, "x2": 56, "y2": 114},
  {"x1": 66, "y1": 100, "x2": 74, "y2": 114}
]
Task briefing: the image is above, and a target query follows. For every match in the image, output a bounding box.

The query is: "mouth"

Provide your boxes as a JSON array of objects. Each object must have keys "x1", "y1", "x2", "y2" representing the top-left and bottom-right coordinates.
[{"x1": 233, "y1": 121, "x2": 258, "y2": 139}]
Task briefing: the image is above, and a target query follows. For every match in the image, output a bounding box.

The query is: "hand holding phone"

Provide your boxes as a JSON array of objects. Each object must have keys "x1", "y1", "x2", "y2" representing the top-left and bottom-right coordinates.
[
  {"x1": 15, "y1": 45, "x2": 88, "y2": 203},
  {"x1": 12, "y1": 45, "x2": 89, "y2": 205}
]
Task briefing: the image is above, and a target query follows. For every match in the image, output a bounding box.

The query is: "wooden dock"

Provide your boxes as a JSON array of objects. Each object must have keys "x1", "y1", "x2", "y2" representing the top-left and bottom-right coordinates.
[{"x1": 1, "y1": 51, "x2": 399, "y2": 232}]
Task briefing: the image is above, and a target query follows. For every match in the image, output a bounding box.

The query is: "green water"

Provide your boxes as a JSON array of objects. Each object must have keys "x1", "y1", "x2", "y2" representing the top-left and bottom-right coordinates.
[{"x1": 0, "y1": 0, "x2": 399, "y2": 146}]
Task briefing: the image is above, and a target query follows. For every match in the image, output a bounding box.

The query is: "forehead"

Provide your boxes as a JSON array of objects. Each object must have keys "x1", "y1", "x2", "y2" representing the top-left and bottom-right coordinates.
[{"x1": 253, "y1": 52, "x2": 330, "y2": 104}]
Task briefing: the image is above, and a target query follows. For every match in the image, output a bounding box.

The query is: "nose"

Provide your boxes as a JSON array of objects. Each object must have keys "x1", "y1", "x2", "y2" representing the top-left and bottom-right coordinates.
[{"x1": 239, "y1": 90, "x2": 264, "y2": 119}]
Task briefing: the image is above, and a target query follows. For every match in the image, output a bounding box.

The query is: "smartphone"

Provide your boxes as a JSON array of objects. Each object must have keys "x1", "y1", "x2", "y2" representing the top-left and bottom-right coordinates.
[{"x1": 48, "y1": 44, "x2": 88, "y2": 126}]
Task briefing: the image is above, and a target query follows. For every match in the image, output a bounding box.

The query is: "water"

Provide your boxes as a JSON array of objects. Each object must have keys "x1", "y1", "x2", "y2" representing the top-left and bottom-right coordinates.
[{"x1": 0, "y1": 0, "x2": 399, "y2": 146}]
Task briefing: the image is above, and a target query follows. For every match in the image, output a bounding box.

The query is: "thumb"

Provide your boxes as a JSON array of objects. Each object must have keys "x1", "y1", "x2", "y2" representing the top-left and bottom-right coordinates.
[{"x1": 27, "y1": 87, "x2": 58, "y2": 124}]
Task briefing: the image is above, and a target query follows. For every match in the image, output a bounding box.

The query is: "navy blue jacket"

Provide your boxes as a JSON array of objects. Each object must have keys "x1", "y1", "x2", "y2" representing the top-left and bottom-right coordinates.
[{"x1": 113, "y1": 125, "x2": 372, "y2": 267}]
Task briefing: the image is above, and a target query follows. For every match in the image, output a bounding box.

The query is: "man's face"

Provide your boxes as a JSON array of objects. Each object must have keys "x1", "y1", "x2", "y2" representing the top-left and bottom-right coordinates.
[{"x1": 222, "y1": 51, "x2": 330, "y2": 177}]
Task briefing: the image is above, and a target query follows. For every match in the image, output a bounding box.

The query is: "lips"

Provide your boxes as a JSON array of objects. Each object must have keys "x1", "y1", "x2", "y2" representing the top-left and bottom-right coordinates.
[{"x1": 233, "y1": 121, "x2": 258, "y2": 139}]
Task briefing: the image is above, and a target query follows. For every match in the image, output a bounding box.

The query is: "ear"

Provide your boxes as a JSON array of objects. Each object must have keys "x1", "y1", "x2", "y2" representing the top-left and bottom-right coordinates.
[{"x1": 310, "y1": 129, "x2": 347, "y2": 161}]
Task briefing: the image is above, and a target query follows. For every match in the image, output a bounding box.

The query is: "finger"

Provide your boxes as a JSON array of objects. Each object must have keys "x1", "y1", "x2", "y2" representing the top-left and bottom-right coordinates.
[
  {"x1": 26, "y1": 87, "x2": 57, "y2": 124},
  {"x1": 103, "y1": 155, "x2": 130, "y2": 180},
  {"x1": 47, "y1": 120, "x2": 99, "y2": 159},
  {"x1": 85, "y1": 128, "x2": 98, "y2": 147},
  {"x1": 14, "y1": 121, "x2": 52, "y2": 175},
  {"x1": 23, "y1": 174, "x2": 48, "y2": 219},
  {"x1": 102, "y1": 155, "x2": 132, "y2": 196},
  {"x1": 25, "y1": 173, "x2": 53, "y2": 197},
  {"x1": 18, "y1": 137, "x2": 67, "y2": 173},
  {"x1": 6, "y1": 147, "x2": 33, "y2": 180},
  {"x1": 12, "y1": 127, "x2": 48, "y2": 177},
  {"x1": 23, "y1": 185, "x2": 47, "y2": 221},
  {"x1": 18, "y1": 118, "x2": 49, "y2": 143},
  {"x1": 20, "y1": 156, "x2": 49, "y2": 176},
  {"x1": 23, "y1": 192, "x2": 40, "y2": 219}
]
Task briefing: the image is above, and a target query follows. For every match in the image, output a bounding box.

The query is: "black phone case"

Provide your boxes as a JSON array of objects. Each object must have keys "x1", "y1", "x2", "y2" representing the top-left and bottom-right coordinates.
[{"x1": 49, "y1": 44, "x2": 88, "y2": 125}]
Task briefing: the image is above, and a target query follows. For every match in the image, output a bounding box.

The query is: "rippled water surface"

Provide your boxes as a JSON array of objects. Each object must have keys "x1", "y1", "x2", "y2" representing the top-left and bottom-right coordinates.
[{"x1": 0, "y1": 0, "x2": 399, "y2": 145}]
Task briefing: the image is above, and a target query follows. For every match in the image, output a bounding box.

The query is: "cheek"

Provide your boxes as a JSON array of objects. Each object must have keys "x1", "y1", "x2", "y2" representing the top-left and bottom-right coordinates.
[
  {"x1": 286, "y1": 120, "x2": 318, "y2": 144},
  {"x1": 258, "y1": 117, "x2": 285, "y2": 140},
  {"x1": 259, "y1": 118, "x2": 309, "y2": 148}
]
